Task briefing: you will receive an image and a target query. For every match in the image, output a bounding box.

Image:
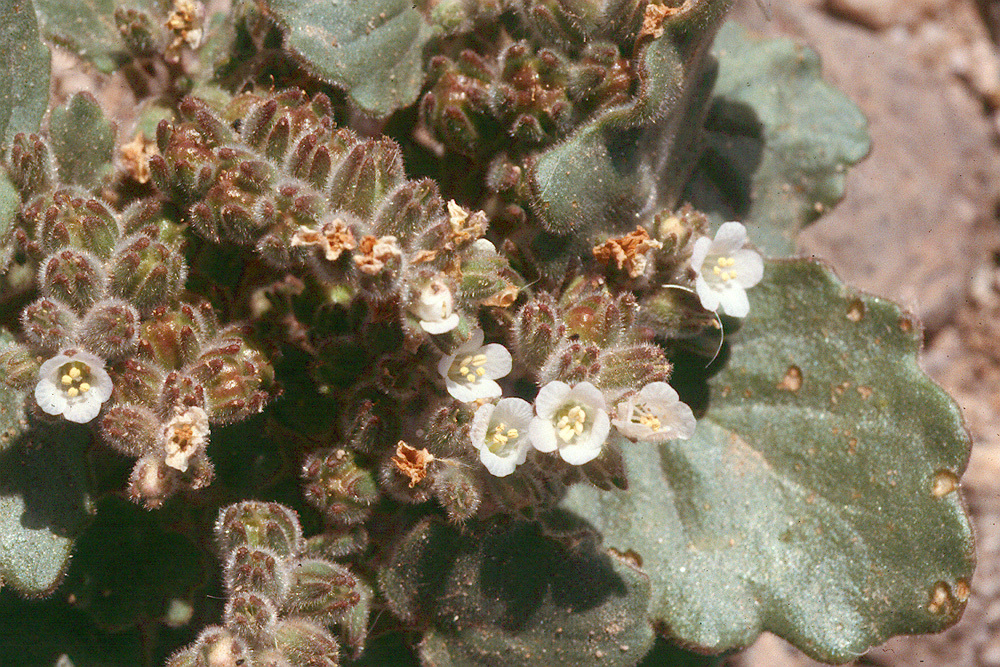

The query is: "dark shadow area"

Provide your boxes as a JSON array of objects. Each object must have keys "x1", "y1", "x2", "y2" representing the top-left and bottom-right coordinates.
[
  {"x1": 663, "y1": 331, "x2": 734, "y2": 419},
  {"x1": 477, "y1": 520, "x2": 628, "y2": 633},
  {"x1": 0, "y1": 418, "x2": 92, "y2": 539},
  {"x1": 683, "y1": 97, "x2": 765, "y2": 222}
]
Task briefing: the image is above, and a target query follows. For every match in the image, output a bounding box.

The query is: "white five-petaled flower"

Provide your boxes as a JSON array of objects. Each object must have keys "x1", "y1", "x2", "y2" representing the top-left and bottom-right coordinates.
[
  {"x1": 411, "y1": 276, "x2": 460, "y2": 334},
  {"x1": 690, "y1": 221, "x2": 764, "y2": 318},
  {"x1": 470, "y1": 398, "x2": 533, "y2": 477},
  {"x1": 35, "y1": 349, "x2": 113, "y2": 423},
  {"x1": 162, "y1": 406, "x2": 210, "y2": 472},
  {"x1": 612, "y1": 382, "x2": 696, "y2": 442},
  {"x1": 438, "y1": 328, "x2": 512, "y2": 402},
  {"x1": 529, "y1": 381, "x2": 610, "y2": 465}
]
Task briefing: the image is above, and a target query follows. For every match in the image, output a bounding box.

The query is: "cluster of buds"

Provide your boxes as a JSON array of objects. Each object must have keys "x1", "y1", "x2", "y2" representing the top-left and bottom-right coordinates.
[
  {"x1": 0, "y1": 132, "x2": 274, "y2": 508},
  {"x1": 421, "y1": 39, "x2": 632, "y2": 157},
  {"x1": 151, "y1": 90, "x2": 516, "y2": 335},
  {"x1": 166, "y1": 501, "x2": 369, "y2": 666}
]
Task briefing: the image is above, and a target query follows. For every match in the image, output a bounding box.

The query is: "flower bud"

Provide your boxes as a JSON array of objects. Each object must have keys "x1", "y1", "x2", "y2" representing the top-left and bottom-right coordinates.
[
  {"x1": 431, "y1": 462, "x2": 481, "y2": 523},
  {"x1": 99, "y1": 403, "x2": 159, "y2": 457},
  {"x1": 224, "y1": 545, "x2": 290, "y2": 602},
  {"x1": 0, "y1": 340, "x2": 39, "y2": 390},
  {"x1": 189, "y1": 333, "x2": 273, "y2": 423},
  {"x1": 215, "y1": 501, "x2": 304, "y2": 557},
  {"x1": 8, "y1": 133, "x2": 54, "y2": 199},
  {"x1": 302, "y1": 448, "x2": 379, "y2": 525},
  {"x1": 302, "y1": 528, "x2": 369, "y2": 560},
  {"x1": 140, "y1": 304, "x2": 206, "y2": 370},
  {"x1": 79, "y1": 298, "x2": 141, "y2": 359},
  {"x1": 225, "y1": 590, "x2": 278, "y2": 644},
  {"x1": 109, "y1": 232, "x2": 187, "y2": 315},
  {"x1": 128, "y1": 454, "x2": 182, "y2": 509},
  {"x1": 513, "y1": 292, "x2": 564, "y2": 372},
  {"x1": 20, "y1": 297, "x2": 78, "y2": 352},
  {"x1": 114, "y1": 6, "x2": 158, "y2": 54},
  {"x1": 34, "y1": 191, "x2": 121, "y2": 258},
  {"x1": 272, "y1": 618, "x2": 340, "y2": 667},
  {"x1": 283, "y1": 558, "x2": 360, "y2": 621},
  {"x1": 187, "y1": 626, "x2": 252, "y2": 667},
  {"x1": 109, "y1": 357, "x2": 165, "y2": 406},
  {"x1": 39, "y1": 248, "x2": 107, "y2": 313},
  {"x1": 327, "y1": 138, "x2": 405, "y2": 220}
]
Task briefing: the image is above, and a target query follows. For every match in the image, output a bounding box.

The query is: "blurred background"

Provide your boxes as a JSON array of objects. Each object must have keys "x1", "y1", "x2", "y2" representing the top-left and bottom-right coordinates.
[{"x1": 727, "y1": 0, "x2": 1000, "y2": 664}]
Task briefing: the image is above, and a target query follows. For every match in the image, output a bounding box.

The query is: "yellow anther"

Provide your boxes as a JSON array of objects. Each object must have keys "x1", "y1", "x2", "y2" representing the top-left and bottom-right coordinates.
[
  {"x1": 476, "y1": 367, "x2": 486, "y2": 377},
  {"x1": 507, "y1": 428, "x2": 518, "y2": 438},
  {"x1": 69, "y1": 366, "x2": 82, "y2": 379},
  {"x1": 61, "y1": 375, "x2": 73, "y2": 386},
  {"x1": 713, "y1": 265, "x2": 722, "y2": 275},
  {"x1": 459, "y1": 366, "x2": 470, "y2": 375},
  {"x1": 472, "y1": 354, "x2": 487, "y2": 364},
  {"x1": 466, "y1": 373, "x2": 477, "y2": 382},
  {"x1": 67, "y1": 387, "x2": 79, "y2": 397},
  {"x1": 79, "y1": 382, "x2": 90, "y2": 393}
]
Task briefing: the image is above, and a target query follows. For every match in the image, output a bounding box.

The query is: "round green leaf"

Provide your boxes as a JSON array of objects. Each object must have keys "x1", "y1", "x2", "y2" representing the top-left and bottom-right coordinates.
[
  {"x1": 685, "y1": 22, "x2": 871, "y2": 255},
  {"x1": 49, "y1": 93, "x2": 115, "y2": 190},
  {"x1": 380, "y1": 518, "x2": 654, "y2": 667},
  {"x1": 563, "y1": 259, "x2": 974, "y2": 662},
  {"x1": 0, "y1": 0, "x2": 51, "y2": 143},
  {"x1": 261, "y1": 0, "x2": 438, "y2": 118}
]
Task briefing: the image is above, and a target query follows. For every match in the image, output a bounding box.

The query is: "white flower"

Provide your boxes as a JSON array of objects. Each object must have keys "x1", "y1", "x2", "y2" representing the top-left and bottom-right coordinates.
[
  {"x1": 469, "y1": 398, "x2": 533, "y2": 477},
  {"x1": 162, "y1": 406, "x2": 210, "y2": 472},
  {"x1": 612, "y1": 382, "x2": 696, "y2": 442},
  {"x1": 528, "y1": 381, "x2": 610, "y2": 465},
  {"x1": 35, "y1": 349, "x2": 113, "y2": 423},
  {"x1": 411, "y1": 276, "x2": 460, "y2": 334},
  {"x1": 437, "y1": 329, "x2": 512, "y2": 402},
  {"x1": 690, "y1": 222, "x2": 764, "y2": 317}
]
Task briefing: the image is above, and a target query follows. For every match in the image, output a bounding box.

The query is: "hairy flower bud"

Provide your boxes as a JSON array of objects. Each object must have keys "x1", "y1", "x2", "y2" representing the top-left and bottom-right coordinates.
[
  {"x1": 39, "y1": 248, "x2": 107, "y2": 313},
  {"x1": 431, "y1": 463, "x2": 482, "y2": 523},
  {"x1": 8, "y1": 133, "x2": 54, "y2": 199},
  {"x1": 189, "y1": 332, "x2": 273, "y2": 423},
  {"x1": 282, "y1": 558, "x2": 360, "y2": 621},
  {"x1": 128, "y1": 454, "x2": 182, "y2": 509},
  {"x1": 33, "y1": 191, "x2": 121, "y2": 258},
  {"x1": 109, "y1": 232, "x2": 187, "y2": 315},
  {"x1": 216, "y1": 501, "x2": 304, "y2": 557},
  {"x1": 79, "y1": 298, "x2": 141, "y2": 360},
  {"x1": 0, "y1": 340, "x2": 39, "y2": 391},
  {"x1": 20, "y1": 297, "x2": 79, "y2": 352},
  {"x1": 224, "y1": 545, "x2": 290, "y2": 602},
  {"x1": 99, "y1": 403, "x2": 159, "y2": 457},
  {"x1": 302, "y1": 448, "x2": 379, "y2": 525},
  {"x1": 225, "y1": 590, "x2": 278, "y2": 644},
  {"x1": 271, "y1": 618, "x2": 340, "y2": 667}
]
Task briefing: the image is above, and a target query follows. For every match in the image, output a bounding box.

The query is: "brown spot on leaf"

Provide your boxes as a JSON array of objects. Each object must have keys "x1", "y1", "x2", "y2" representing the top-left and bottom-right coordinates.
[
  {"x1": 899, "y1": 315, "x2": 914, "y2": 333},
  {"x1": 927, "y1": 581, "x2": 956, "y2": 615},
  {"x1": 954, "y1": 579, "x2": 970, "y2": 603},
  {"x1": 847, "y1": 438, "x2": 858, "y2": 454},
  {"x1": 846, "y1": 298, "x2": 865, "y2": 322},
  {"x1": 777, "y1": 365, "x2": 803, "y2": 391},
  {"x1": 857, "y1": 386, "x2": 873, "y2": 399},
  {"x1": 931, "y1": 470, "x2": 959, "y2": 498}
]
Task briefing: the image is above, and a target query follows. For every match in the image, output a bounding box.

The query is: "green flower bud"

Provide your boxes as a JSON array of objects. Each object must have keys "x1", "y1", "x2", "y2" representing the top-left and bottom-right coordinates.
[
  {"x1": 109, "y1": 232, "x2": 187, "y2": 315},
  {"x1": 39, "y1": 248, "x2": 107, "y2": 313},
  {"x1": 272, "y1": 618, "x2": 340, "y2": 667},
  {"x1": 224, "y1": 545, "x2": 290, "y2": 602},
  {"x1": 0, "y1": 340, "x2": 39, "y2": 391},
  {"x1": 282, "y1": 558, "x2": 360, "y2": 622},
  {"x1": 98, "y1": 403, "x2": 159, "y2": 457},
  {"x1": 302, "y1": 448, "x2": 379, "y2": 525},
  {"x1": 8, "y1": 133, "x2": 54, "y2": 199},
  {"x1": 79, "y1": 298, "x2": 141, "y2": 360},
  {"x1": 20, "y1": 297, "x2": 78, "y2": 353},
  {"x1": 225, "y1": 590, "x2": 278, "y2": 644},
  {"x1": 216, "y1": 501, "x2": 304, "y2": 557}
]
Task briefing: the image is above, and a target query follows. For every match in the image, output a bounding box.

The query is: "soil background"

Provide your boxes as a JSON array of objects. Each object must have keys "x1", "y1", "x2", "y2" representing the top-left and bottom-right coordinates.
[{"x1": 728, "y1": 0, "x2": 1000, "y2": 664}]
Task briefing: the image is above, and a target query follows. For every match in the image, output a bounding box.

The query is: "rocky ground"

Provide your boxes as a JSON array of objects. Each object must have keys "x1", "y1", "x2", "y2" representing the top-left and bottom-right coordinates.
[{"x1": 728, "y1": 0, "x2": 1000, "y2": 664}]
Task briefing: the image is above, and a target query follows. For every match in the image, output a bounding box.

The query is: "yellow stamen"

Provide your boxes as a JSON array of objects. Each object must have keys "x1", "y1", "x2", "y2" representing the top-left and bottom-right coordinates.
[
  {"x1": 67, "y1": 387, "x2": 79, "y2": 397},
  {"x1": 69, "y1": 367, "x2": 81, "y2": 379},
  {"x1": 61, "y1": 375, "x2": 73, "y2": 386},
  {"x1": 79, "y1": 382, "x2": 90, "y2": 393}
]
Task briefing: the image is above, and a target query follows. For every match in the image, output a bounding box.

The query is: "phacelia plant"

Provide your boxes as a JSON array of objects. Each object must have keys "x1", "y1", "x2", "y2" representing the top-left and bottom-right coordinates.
[{"x1": 0, "y1": 0, "x2": 973, "y2": 665}]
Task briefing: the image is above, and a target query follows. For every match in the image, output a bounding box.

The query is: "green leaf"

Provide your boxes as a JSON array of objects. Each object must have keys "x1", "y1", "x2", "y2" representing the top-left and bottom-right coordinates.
[
  {"x1": 685, "y1": 22, "x2": 871, "y2": 255},
  {"x1": 529, "y1": 0, "x2": 734, "y2": 237},
  {"x1": 49, "y1": 93, "x2": 116, "y2": 189},
  {"x1": 0, "y1": 173, "x2": 18, "y2": 272},
  {"x1": 261, "y1": 0, "x2": 438, "y2": 117},
  {"x1": 380, "y1": 518, "x2": 654, "y2": 667},
  {"x1": 0, "y1": 0, "x2": 51, "y2": 143},
  {"x1": 33, "y1": 0, "x2": 164, "y2": 73},
  {"x1": 0, "y1": 418, "x2": 95, "y2": 596},
  {"x1": 562, "y1": 260, "x2": 974, "y2": 662}
]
